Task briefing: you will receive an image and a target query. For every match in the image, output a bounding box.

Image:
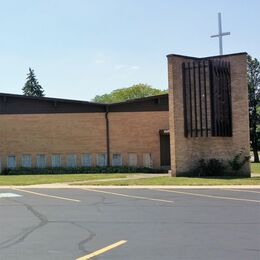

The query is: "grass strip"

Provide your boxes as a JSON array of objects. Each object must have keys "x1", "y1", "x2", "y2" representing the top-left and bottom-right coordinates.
[
  {"x1": 0, "y1": 174, "x2": 127, "y2": 186},
  {"x1": 75, "y1": 176, "x2": 260, "y2": 186}
]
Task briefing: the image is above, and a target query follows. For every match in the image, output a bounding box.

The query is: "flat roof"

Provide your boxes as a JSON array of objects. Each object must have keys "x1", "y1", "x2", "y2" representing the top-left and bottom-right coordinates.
[
  {"x1": 166, "y1": 52, "x2": 247, "y2": 60},
  {"x1": 0, "y1": 92, "x2": 169, "y2": 114}
]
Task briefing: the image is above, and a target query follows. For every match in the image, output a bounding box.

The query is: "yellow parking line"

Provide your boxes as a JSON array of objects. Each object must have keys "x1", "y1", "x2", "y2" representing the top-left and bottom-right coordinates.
[
  {"x1": 79, "y1": 188, "x2": 174, "y2": 204},
  {"x1": 12, "y1": 188, "x2": 80, "y2": 203},
  {"x1": 221, "y1": 188, "x2": 260, "y2": 194},
  {"x1": 76, "y1": 240, "x2": 127, "y2": 260},
  {"x1": 151, "y1": 188, "x2": 260, "y2": 203}
]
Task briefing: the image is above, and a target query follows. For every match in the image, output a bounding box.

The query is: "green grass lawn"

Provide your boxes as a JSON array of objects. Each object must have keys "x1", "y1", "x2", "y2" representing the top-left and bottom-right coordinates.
[
  {"x1": 0, "y1": 174, "x2": 127, "y2": 186},
  {"x1": 1, "y1": 162, "x2": 260, "y2": 186},
  {"x1": 76, "y1": 176, "x2": 260, "y2": 186},
  {"x1": 251, "y1": 162, "x2": 260, "y2": 173}
]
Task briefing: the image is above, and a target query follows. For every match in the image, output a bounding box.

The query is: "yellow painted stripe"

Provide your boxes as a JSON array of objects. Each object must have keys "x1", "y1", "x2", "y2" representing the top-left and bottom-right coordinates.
[
  {"x1": 221, "y1": 188, "x2": 260, "y2": 194},
  {"x1": 76, "y1": 240, "x2": 127, "y2": 260},
  {"x1": 12, "y1": 188, "x2": 80, "y2": 203},
  {"x1": 151, "y1": 188, "x2": 260, "y2": 203},
  {"x1": 80, "y1": 188, "x2": 174, "y2": 204}
]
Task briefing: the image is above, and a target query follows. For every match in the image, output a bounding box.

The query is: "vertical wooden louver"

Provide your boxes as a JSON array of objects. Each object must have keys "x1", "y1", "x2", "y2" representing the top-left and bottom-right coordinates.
[{"x1": 182, "y1": 59, "x2": 232, "y2": 137}]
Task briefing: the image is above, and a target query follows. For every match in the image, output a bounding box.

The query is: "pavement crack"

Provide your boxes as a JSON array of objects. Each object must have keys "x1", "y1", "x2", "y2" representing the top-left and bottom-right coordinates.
[
  {"x1": 46, "y1": 220, "x2": 97, "y2": 254},
  {"x1": 72, "y1": 222, "x2": 96, "y2": 254},
  {"x1": 0, "y1": 199, "x2": 48, "y2": 249},
  {"x1": 85, "y1": 194, "x2": 106, "y2": 213}
]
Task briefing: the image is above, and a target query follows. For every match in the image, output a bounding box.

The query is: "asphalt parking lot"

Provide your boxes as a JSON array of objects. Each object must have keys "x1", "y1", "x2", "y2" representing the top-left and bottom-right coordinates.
[{"x1": 0, "y1": 187, "x2": 259, "y2": 260}]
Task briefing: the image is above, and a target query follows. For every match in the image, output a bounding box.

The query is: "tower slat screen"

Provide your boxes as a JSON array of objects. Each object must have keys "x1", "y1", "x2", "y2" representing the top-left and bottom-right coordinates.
[{"x1": 182, "y1": 59, "x2": 232, "y2": 137}]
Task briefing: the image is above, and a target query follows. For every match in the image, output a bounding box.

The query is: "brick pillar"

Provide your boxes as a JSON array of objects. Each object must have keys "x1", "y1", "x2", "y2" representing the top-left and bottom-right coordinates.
[{"x1": 167, "y1": 53, "x2": 250, "y2": 177}]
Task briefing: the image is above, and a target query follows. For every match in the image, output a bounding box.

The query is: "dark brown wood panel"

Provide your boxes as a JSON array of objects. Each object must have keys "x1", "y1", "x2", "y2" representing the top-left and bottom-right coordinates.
[{"x1": 0, "y1": 93, "x2": 169, "y2": 114}]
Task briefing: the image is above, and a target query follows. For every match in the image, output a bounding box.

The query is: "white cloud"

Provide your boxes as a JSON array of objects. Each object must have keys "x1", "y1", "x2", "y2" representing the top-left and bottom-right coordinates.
[
  {"x1": 114, "y1": 64, "x2": 124, "y2": 70},
  {"x1": 94, "y1": 52, "x2": 107, "y2": 64},
  {"x1": 95, "y1": 59, "x2": 106, "y2": 64},
  {"x1": 130, "y1": 65, "x2": 140, "y2": 70}
]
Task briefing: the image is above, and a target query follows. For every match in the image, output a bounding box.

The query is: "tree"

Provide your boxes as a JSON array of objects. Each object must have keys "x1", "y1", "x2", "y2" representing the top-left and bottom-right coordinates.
[
  {"x1": 93, "y1": 83, "x2": 167, "y2": 103},
  {"x1": 22, "y1": 68, "x2": 45, "y2": 97},
  {"x1": 248, "y1": 55, "x2": 260, "y2": 162}
]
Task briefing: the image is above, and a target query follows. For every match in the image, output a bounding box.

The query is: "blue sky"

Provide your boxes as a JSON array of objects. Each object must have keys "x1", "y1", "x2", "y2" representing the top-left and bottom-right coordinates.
[{"x1": 0, "y1": 0, "x2": 259, "y2": 101}]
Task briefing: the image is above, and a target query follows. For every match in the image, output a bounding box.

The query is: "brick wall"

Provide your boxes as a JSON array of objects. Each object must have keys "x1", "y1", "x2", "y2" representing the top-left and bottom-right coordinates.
[
  {"x1": 0, "y1": 113, "x2": 106, "y2": 168},
  {"x1": 109, "y1": 112, "x2": 169, "y2": 167},
  {"x1": 167, "y1": 53, "x2": 251, "y2": 176},
  {"x1": 0, "y1": 111, "x2": 168, "y2": 170}
]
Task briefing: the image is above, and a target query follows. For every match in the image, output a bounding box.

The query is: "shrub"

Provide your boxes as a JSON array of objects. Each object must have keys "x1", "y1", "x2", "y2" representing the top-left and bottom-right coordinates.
[
  {"x1": 191, "y1": 158, "x2": 226, "y2": 177},
  {"x1": 0, "y1": 166, "x2": 167, "y2": 175},
  {"x1": 205, "y1": 159, "x2": 226, "y2": 176},
  {"x1": 228, "y1": 152, "x2": 250, "y2": 174}
]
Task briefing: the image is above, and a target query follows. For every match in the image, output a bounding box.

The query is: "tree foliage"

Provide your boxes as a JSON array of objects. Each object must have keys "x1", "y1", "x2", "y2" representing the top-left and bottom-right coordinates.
[
  {"x1": 247, "y1": 55, "x2": 260, "y2": 162},
  {"x1": 22, "y1": 68, "x2": 45, "y2": 97},
  {"x1": 93, "y1": 83, "x2": 167, "y2": 103}
]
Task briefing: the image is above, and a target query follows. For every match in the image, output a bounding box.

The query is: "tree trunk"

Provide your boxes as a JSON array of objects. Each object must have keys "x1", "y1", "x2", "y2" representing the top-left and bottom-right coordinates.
[
  {"x1": 253, "y1": 148, "x2": 259, "y2": 162},
  {"x1": 252, "y1": 95, "x2": 259, "y2": 163}
]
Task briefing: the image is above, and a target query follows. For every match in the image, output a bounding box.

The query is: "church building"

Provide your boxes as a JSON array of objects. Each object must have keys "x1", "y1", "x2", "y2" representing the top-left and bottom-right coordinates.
[
  {"x1": 0, "y1": 92, "x2": 170, "y2": 171},
  {"x1": 0, "y1": 52, "x2": 251, "y2": 176}
]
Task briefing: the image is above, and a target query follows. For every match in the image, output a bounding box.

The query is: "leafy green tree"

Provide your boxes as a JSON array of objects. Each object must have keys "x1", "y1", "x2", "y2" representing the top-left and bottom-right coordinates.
[
  {"x1": 93, "y1": 83, "x2": 167, "y2": 103},
  {"x1": 22, "y1": 68, "x2": 45, "y2": 97},
  {"x1": 248, "y1": 55, "x2": 260, "y2": 162}
]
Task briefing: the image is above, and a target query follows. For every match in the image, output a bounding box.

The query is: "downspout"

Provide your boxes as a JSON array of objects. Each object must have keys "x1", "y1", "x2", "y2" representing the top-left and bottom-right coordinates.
[{"x1": 105, "y1": 105, "x2": 111, "y2": 166}]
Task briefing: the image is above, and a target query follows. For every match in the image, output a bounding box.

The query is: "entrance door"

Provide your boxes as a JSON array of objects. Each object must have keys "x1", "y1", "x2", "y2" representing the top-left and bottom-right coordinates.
[{"x1": 160, "y1": 134, "x2": 171, "y2": 167}]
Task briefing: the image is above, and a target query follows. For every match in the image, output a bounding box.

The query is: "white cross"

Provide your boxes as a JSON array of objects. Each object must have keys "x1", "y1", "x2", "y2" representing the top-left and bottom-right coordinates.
[{"x1": 211, "y1": 12, "x2": 230, "y2": 55}]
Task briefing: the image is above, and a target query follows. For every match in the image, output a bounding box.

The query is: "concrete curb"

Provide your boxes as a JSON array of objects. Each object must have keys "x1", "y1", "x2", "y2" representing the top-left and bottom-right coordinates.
[{"x1": 1, "y1": 184, "x2": 260, "y2": 189}]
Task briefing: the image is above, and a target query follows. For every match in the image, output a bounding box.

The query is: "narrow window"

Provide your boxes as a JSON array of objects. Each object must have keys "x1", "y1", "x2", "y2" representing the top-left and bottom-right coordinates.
[
  {"x1": 22, "y1": 154, "x2": 32, "y2": 168},
  {"x1": 7, "y1": 155, "x2": 16, "y2": 169},
  {"x1": 143, "y1": 153, "x2": 152, "y2": 168},
  {"x1": 67, "y1": 154, "x2": 77, "y2": 168},
  {"x1": 128, "y1": 153, "x2": 138, "y2": 167},
  {"x1": 36, "y1": 154, "x2": 46, "y2": 168},
  {"x1": 52, "y1": 154, "x2": 61, "y2": 168},
  {"x1": 96, "y1": 153, "x2": 107, "y2": 167},
  {"x1": 81, "y1": 154, "x2": 92, "y2": 167},
  {"x1": 112, "y1": 153, "x2": 122, "y2": 166}
]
